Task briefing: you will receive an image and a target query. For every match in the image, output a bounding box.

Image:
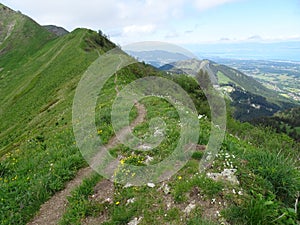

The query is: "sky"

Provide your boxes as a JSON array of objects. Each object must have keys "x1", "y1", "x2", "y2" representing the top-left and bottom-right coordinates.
[{"x1": 2, "y1": 0, "x2": 300, "y2": 47}]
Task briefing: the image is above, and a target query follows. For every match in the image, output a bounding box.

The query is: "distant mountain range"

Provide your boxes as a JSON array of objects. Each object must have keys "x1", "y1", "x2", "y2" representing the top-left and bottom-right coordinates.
[
  {"x1": 210, "y1": 58, "x2": 300, "y2": 102},
  {"x1": 126, "y1": 49, "x2": 298, "y2": 121},
  {"x1": 125, "y1": 50, "x2": 192, "y2": 68},
  {"x1": 186, "y1": 41, "x2": 300, "y2": 61},
  {"x1": 158, "y1": 58, "x2": 297, "y2": 121}
]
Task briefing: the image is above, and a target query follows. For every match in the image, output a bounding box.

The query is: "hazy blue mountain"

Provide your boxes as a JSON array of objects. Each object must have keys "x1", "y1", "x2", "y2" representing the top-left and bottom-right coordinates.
[
  {"x1": 185, "y1": 41, "x2": 300, "y2": 61},
  {"x1": 126, "y1": 50, "x2": 192, "y2": 67}
]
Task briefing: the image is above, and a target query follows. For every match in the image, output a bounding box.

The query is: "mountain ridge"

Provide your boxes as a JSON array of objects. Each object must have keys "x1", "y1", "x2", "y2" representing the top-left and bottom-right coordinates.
[
  {"x1": 158, "y1": 58, "x2": 297, "y2": 121},
  {"x1": 0, "y1": 6, "x2": 116, "y2": 153},
  {"x1": 43, "y1": 25, "x2": 69, "y2": 36},
  {"x1": 0, "y1": 4, "x2": 299, "y2": 225}
]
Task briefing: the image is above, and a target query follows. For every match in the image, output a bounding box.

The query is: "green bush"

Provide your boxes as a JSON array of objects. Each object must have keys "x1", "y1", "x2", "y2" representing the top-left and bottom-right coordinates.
[
  {"x1": 225, "y1": 194, "x2": 298, "y2": 225},
  {"x1": 246, "y1": 151, "x2": 300, "y2": 205}
]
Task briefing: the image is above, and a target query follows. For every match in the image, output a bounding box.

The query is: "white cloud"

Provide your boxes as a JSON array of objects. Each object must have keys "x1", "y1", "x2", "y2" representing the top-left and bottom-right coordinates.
[
  {"x1": 1, "y1": 0, "x2": 240, "y2": 37},
  {"x1": 2, "y1": 0, "x2": 185, "y2": 35},
  {"x1": 123, "y1": 24, "x2": 156, "y2": 34},
  {"x1": 2, "y1": 0, "x2": 299, "y2": 45},
  {"x1": 193, "y1": 0, "x2": 240, "y2": 11}
]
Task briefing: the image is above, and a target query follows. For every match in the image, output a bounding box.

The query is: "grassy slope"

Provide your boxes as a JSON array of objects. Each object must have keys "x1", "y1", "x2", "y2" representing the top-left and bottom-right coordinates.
[
  {"x1": 0, "y1": 4, "x2": 56, "y2": 71},
  {"x1": 161, "y1": 59, "x2": 297, "y2": 122},
  {"x1": 0, "y1": 25, "x2": 116, "y2": 153},
  {"x1": 252, "y1": 107, "x2": 300, "y2": 141},
  {"x1": 59, "y1": 72, "x2": 300, "y2": 225},
  {"x1": 0, "y1": 5, "x2": 299, "y2": 225},
  {"x1": 0, "y1": 9, "x2": 116, "y2": 223},
  {"x1": 210, "y1": 63, "x2": 280, "y2": 100},
  {"x1": 210, "y1": 63, "x2": 298, "y2": 122}
]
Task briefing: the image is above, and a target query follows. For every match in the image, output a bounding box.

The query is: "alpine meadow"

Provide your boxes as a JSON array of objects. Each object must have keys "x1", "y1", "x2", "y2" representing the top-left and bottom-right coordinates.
[{"x1": 0, "y1": 3, "x2": 300, "y2": 225}]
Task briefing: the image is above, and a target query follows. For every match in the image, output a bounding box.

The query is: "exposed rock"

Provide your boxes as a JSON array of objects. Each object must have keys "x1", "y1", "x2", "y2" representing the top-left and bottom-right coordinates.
[
  {"x1": 147, "y1": 182, "x2": 155, "y2": 188},
  {"x1": 163, "y1": 184, "x2": 170, "y2": 195},
  {"x1": 145, "y1": 155, "x2": 154, "y2": 165},
  {"x1": 159, "y1": 183, "x2": 170, "y2": 194},
  {"x1": 43, "y1": 25, "x2": 69, "y2": 36},
  {"x1": 153, "y1": 127, "x2": 164, "y2": 137},
  {"x1": 124, "y1": 183, "x2": 133, "y2": 188},
  {"x1": 137, "y1": 144, "x2": 152, "y2": 151},
  {"x1": 207, "y1": 169, "x2": 239, "y2": 185},
  {"x1": 183, "y1": 201, "x2": 196, "y2": 214},
  {"x1": 166, "y1": 201, "x2": 172, "y2": 210},
  {"x1": 198, "y1": 114, "x2": 204, "y2": 119},
  {"x1": 128, "y1": 217, "x2": 142, "y2": 225},
  {"x1": 126, "y1": 198, "x2": 135, "y2": 205}
]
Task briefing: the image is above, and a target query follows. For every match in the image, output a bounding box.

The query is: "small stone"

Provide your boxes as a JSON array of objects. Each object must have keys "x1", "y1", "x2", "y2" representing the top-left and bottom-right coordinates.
[
  {"x1": 128, "y1": 217, "x2": 142, "y2": 225},
  {"x1": 183, "y1": 201, "x2": 196, "y2": 214},
  {"x1": 124, "y1": 183, "x2": 133, "y2": 188},
  {"x1": 198, "y1": 114, "x2": 204, "y2": 119},
  {"x1": 207, "y1": 168, "x2": 239, "y2": 185},
  {"x1": 211, "y1": 198, "x2": 216, "y2": 204},
  {"x1": 138, "y1": 144, "x2": 152, "y2": 150},
  {"x1": 163, "y1": 184, "x2": 170, "y2": 194},
  {"x1": 166, "y1": 202, "x2": 172, "y2": 209},
  {"x1": 147, "y1": 183, "x2": 155, "y2": 188},
  {"x1": 104, "y1": 197, "x2": 112, "y2": 203},
  {"x1": 145, "y1": 155, "x2": 154, "y2": 165},
  {"x1": 126, "y1": 198, "x2": 135, "y2": 205},
  {"x1": 154, "y1": 128, "x2": 164, "y2": 137}
]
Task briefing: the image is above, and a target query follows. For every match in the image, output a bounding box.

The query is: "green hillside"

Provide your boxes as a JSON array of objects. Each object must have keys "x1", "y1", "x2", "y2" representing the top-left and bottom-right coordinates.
[
  {"x1": 210, "y1": 63, "x2": 279, "y2": 100},
  {"x1": 0, "y1": 4, "x2": 56, "y2": 70},
  {"x1": 160, "y1": 59, "x2": 297, "y2": 121},
  {"x1": 209, "y1": 62, "x2": 297, "y2": 120},
  {"x1": 0, "y1": 6, "x2": 116, "y2": 154},
  {"x1": 252, "y1": 107, "x2": 300, "y2": 141},
  {"x1": 0, "y1": 5, "x2": 299, "y2": 225}
]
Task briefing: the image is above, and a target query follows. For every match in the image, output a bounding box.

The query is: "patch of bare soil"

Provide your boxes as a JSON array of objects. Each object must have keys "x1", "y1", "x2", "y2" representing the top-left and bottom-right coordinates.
[
  {"x1": 27, "y1": 167, "x2": 93, "y2": 225},
  {"x1": 81, "y1": 179, "x2": 114, "y2": 225}
]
